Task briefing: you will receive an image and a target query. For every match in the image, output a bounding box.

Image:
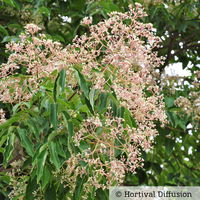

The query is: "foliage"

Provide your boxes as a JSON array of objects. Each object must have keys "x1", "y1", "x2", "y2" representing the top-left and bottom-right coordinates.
[
  {"x1": 0, "y1": 5, "x2": 168, "y2": 199},
  {"x1": 0, "y1": 0, "x2": 199, "y2": 200}
]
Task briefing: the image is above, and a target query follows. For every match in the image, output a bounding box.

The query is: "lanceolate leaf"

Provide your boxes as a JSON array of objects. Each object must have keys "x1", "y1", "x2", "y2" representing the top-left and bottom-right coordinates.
[
  {"x1": 89, "y1": 87, "x2": 96, "y2": 111},
  {"x1": 97, "y1": 93, "x2": 109, "y2": 113},
  {"x1": 67, "y1": 120, "x2": 75, "y2": 153},
  {"x1": 62, "y1": 111, "x2": 74, "y2": 154},
  {"x1": 49, "y1": 141, "x2": 61, "y2": 171},
  {"x1": 50, "y1": 103, "x2": 58, "y2": 129},
  {"x1": 3, "y1": 128, "x2": 16, "y2": 167},
  {"x1": 32, "y1": 143, "x2": 48, "y2": 167},
  {"x1": 117, "y1": 106, "x2": 125, "y2": 118},
  {"x1": 47, "y1": 130, "x2": 60, "y2": 142},
  {"x1": 44, "y1": 183, "x2": 57, "y2": 200},
  {"x1": 74, "y1": 69, "x2": 89, "y2": 99},
  {"x1": 53, "y1": 72, "x2": 60, "y2": 102},
  {"x1": 124, "y1": 109, "x2": 137, "y2": 128},
  {"x1": 37, "y1": 149, "x2": 48, "y2": 183},
  {"x1": 41, "y1": 166, "x2": 51, "y2": 190},
  {"x1": 56, "y1": 140, "x2": 67, "y2": 158},
  {"x1": 0, "y1": 25, "x2": 9, "y2": 36},
  {"x1": 67, "y1": 121, "x2": 74, "y2": 140},
  {"x1": 84, "y1": 96, "x2": 94, "y2": 115},
  {"x1": 72, "y1": 174, "x2": 87, "y2": 200},
  {"x1": 25, "y1": 177, "x2": 38, "y2": 200},
  {"x1": 109, "y1": 98, "x2": 117, "y2": 116},
  {"x1": 0, "y1": 111, "x2": 30, "y2": 130},
  {"x1": 59, "y1": 69, "x2": 66, "y2": 92},
  {"x1": 17, "y1": 128, "x2": 34, "y2": 157},
  {"x1": 38, "y1": 6, "x2": 51, "y2": 18},
  {"x1": 2, "y1": 0, "x2": 20, "y2": 9}
]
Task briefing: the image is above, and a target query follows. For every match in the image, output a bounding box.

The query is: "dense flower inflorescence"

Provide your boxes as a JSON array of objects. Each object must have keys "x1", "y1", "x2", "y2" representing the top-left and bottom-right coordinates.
[
  {"x1": 56, "y1": 4, "x2": 167, "y2": 193},
  {"x1": 73, "y1": 111, "x2": 144, "y2": 183},
  {"x1": 81, "y1": 16, "x2": 93, "y2": 26},
  {"x1": 0, "y1": 24, "x2": 65, "y2": 103},
  {"x1": 68, "y1": 3, "x2": 167, "y2": 180},
  {"x1": 1, "y1": 4, "x2": 167, "y2": 197},
  {"x1": 70, "y1": 4, "x2": 166, "y2": 123}
]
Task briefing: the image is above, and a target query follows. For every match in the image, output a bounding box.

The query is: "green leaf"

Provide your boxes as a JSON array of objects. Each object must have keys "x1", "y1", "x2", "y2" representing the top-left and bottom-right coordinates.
[
  {"x1": 25, "y1": 177, "x2": 38, "y2": 200},
  {"x1": 97, "y1": 93, "x2": 109, "y2": 113},
  {"x1": 41, "y1": 166, "x2": 51, "y2": 190},
  {"x1": 62, "y1": 112, "x2": 74, "y2": 154},
  {"x1": 47, "y1": 130, "x2": 60, "y2": 142},
  {"x1": 49, "y1": 141, "x2": 61, "y2": 171},
  {"x1": 177, "y1": 119, "x2": 186, "y2": 130},
  {"x1": 73, "y1": 175, "x2": 87, "y2": 200},
  {"x1": 52, "y1": 35, "x2": 65, "y2": 43},
  {"x1": 37, "y1": 149, "x2": 48, "y2": 183},
  {"x1": 0, "y1": 175, "x2": 10, "y2": 183},
  {"x1": 87, "y1": 187, "x2": 96, "y2": 200},
  {"x1": 2, "y1": 0, "x2": 20, "y2": 9},
  {"x1": 12, "y1": 102, "x2": 31, "y2": 114},
  {"x1": 62, "y1": 111, "x2": 70, "y2": 120},
  {"x1": 38, "y1": 6, "x2": 51, "y2": 17},
  {"x1": 79, "y1": 141, "x2": 90, "y2": 152},
  {"x1": 57, "y1": 184, "x2": 70, "y2": 200},
  {"x1": 89, "y1": 87, "x2": 96, "y2": 111},
  {"x1": 165, "y1": 97, "x2": 174, "y2": 108},
  {"x1": 124, "y1": 109, "x2": 137, "y2": 128},
  {"x1": 26, "y1": 118, "x2": 40, "y2": 139},
  {"x1": 0, "y1": 25, "x2": 8, "y2": 37},
  {"x1": 56, "y1": 140, "x2": 67, "y2": 158},
  {"x1": 50, "y1": 103, "x2": 58, "y2": 129},
  {"x1": 70, "y1": 0, "x2": 85, "y2": 11},
  {"x1": 7, "y1": 23, "x2": 22, "y2": 30},
  {"x1": 99, "y1": 0, "x2": 121, "y2": 13},
  {"x1": 114, "y1": 142, "x2": 122, "y2": 157},
  {"x1": 152, "y1": 163, "x2": 162, "y2": 174},
  {"x1": 84, "y1": 96, "x2": 94, "y2": 115},
  {"x1": 53, "y1": 72, "x2": 60, "y2": 102},
  {"x1": 3, "y1": 127, "x2": 16, "y2": 167},
  {"x1": 75, "y1": 69, "x2": 89, "y2": 99},
  {"x1": 1, "y1": 36, "x2": 19, "y2": 43},
  {"x1": 67, "y1": 121, "x2": 74, "y2": 140},
  {"x1": 179, "y1": 55, "x2": 189, "y2": 69},
  {"x1": 17, "y1": 128, "x2": 34, "y2": 157},
  {"x1": 117, "y1": 106, "x2": 125, "y2": 118},
  {"x1": 59, "y1": 69, "x2": 66, "y2": 92},
  {"x1": 165, "y1": 138, "x2": 175, "y2": 154},
  {"x1": 96, "y1": 188, "x2": 109, "y2": 200},
  {"x1": 0, "y1": 135, "x2": 8, "y2": 148},
  {"x1": 0, "y1": 114, "x2": 20, "y2": 130},
  {"x1": 44, "y1": 183, "x2": 56, "y2": 200},
  {"x1": 67, "y1": 121, "x2": 75, "y2": 152},
  {"x1": 138, "y1": 169, "x2": 147, "y2": 184},
  {"x1": 21, "y1": 157, "x2": 32, "y2": 170},
  {"x1": 110, "y1": 98, "x2": 117, "y2": 116}
]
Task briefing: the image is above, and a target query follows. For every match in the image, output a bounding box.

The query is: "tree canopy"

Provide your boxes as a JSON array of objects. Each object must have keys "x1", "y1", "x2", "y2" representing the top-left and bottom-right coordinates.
[{"x1": 0, "y1": 0, "x2": 199, "y2": 199}]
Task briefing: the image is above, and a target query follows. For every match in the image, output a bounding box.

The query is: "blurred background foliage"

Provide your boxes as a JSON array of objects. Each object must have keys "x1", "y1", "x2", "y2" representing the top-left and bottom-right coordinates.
[{"x1": 0, "y1": 0, "x2": 200, "y2": 199}]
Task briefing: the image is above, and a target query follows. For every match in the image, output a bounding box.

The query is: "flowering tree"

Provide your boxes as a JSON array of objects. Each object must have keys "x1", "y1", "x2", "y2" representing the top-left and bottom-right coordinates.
[
  {"x1": 0, "y1": 0, "x2": 200, "y2": 200},
  {"x1": 0, "y1": 4, "x2": 169, "y2": 199}
]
